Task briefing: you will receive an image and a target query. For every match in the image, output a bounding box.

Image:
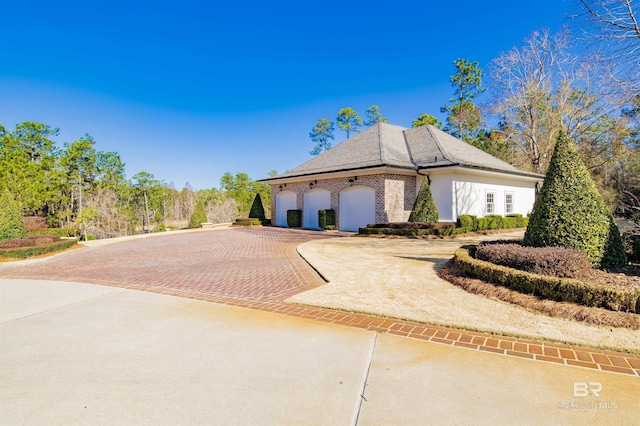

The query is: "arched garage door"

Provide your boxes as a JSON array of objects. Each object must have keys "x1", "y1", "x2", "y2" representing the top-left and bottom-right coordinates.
[
  {"x1": 340, "y1": 185, "x2": 375, "y2": 232},
  {"x1": 275, "y1": 190, "x2": 297, "y2": 227},
  {"x1": 303, "y1": 188, "x2": 330, "y2": 229}
]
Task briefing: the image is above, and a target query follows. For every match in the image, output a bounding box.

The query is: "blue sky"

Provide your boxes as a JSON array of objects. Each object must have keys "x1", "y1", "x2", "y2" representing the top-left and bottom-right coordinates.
[{"x1": 0, "y1": 0, "x2": 572, "y2": 190}]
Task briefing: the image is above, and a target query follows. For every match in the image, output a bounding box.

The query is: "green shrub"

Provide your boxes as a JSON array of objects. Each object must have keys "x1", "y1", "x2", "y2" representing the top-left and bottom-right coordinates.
[
  {"x1": 485, "y1": 215, "x2": 503, "y2": 230},
  {"x1": 188, "y1": 201, "x2": 208, "y2": 229},
  {"x1": 248, "y1": 193, "x2": 266, "y2": 220},
  {"x1": 233, "y1": 218, "x2": 262, "y2": 226},
  {"x1": 0, "y1": 190, "x2": 26, "y2": 242},
  {"x1": 506, "y1": 213, "x2": 527, "y2": 228},
  {"x1": 408, "y1": 179, "x2": 439, "y2": 223},
  {"x1": 318, "y1": 209, "x2": 336, "y2": 230},
  {"x1": 454, "y1": 247, "x2": 640, "y2": 313},
  {"x1": 457, "y1": 215, "x2": 476, "y2": 230},
  {"x1": 476, "y1": 217, "x2": 488, "y2": 231},
  {"x1": 502, "y1": 217, "x2": 517, "y2": 229},
  {"x1": 523, "y1": 132, "x2": 626, "y2": 269},
  {"x1": 0, "y1": 239, "x2": 78, "y2": 259},
  {"x1": 287, "y1": 210, "x2": 302, "y2": 227}
]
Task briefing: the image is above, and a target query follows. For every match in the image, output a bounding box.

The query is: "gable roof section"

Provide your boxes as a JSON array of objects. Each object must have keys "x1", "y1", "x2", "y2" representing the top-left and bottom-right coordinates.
[{"x1": 266, "y1": 122, "x2": 542, "y2": 181}]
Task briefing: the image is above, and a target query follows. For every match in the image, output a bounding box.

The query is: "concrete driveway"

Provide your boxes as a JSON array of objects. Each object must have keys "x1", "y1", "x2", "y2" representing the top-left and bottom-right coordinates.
[{"x1": 1, "y1": 227, "x2": 639, "y2": 424}]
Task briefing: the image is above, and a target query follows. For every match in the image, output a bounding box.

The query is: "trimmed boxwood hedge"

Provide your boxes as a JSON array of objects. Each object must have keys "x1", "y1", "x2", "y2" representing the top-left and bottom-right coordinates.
[
  {"x1": 233, "y1": 218, "x2": 262, "y2": 226},
  {"x1": 318, "y1": 209, "x2": 336, "y2": 230},
  {"x1": 454, "y1": 246, "x2": 640, "y2": 313},
  {"x1": 0, "y1": 239, "x2": 78, "y2": 259},
  {"x1": 287, "y1": 210, "x2": 302, "y2": 228}
]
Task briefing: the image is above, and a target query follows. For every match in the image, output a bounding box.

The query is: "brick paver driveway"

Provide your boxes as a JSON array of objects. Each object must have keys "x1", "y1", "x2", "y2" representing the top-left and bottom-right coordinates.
[{"x1": 0, "y1": 227, "x2": 335, "y2": 303}]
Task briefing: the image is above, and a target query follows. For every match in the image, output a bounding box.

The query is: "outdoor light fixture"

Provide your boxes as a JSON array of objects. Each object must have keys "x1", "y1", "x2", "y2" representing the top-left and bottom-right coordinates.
[
  {"x1": 279, "y1": 185, "x2": 283, "y2": 190},
  {"x1": 348, "y1": 178, "x2": 354, "y2": 186},
  {"x1": 309, "y1": 182, "x2": 314, "y2": 189}
]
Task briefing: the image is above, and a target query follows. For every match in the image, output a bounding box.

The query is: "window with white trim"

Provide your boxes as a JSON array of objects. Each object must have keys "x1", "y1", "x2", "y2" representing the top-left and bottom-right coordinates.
[
  {"x1": 505, "y1": 192, "x2": 514, "y2": 214},
  {"x1": 486, "y1": 191, "x2": 495, "y2": 215}
]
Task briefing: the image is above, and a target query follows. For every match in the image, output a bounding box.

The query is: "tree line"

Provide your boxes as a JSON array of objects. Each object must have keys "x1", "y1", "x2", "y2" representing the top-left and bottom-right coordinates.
[
  {"x1": 0, "y1": 122, "x2": 270, "y2": 238},
  {"x1": 309, "y1": 1, "x2": 639, "y2": 228}
]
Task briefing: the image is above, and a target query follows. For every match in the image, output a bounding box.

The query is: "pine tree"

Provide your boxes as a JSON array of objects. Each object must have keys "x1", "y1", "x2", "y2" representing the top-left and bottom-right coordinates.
[
  {"x1": 188, "y1": 200, "x2": 208, "y2": 229},
  {"x1": 523, "y1": 132, "x2": 626, "y2": 269},
  {"x1": 0, "y1": 189, "x2": 26, "y2": 241},
  {"x1": 248, "y1": 193, "x2": 265, "y2": 220},
  {"x1": 409, "y1": 179, "x2": 439, "y2": 223}
]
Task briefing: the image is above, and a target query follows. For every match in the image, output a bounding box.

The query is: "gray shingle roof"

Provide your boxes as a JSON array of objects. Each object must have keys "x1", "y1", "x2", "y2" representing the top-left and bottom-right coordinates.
[{"x1": 267, "y1": 122, "x2": 542, "y2": 180}]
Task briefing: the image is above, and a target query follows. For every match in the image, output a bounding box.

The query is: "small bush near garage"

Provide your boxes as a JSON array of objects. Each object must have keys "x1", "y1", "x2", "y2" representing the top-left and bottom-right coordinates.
[
  {"x1": 408, "y1": 179, "x2": 439, "y2": 223},
  {"x1": 249, "y1": 194, "x2": 266, "y2": 221},
  {"x1": 287, "y1": 210, "x2": 302, "y2": 227},
  {"x1": 318, "y1": 209, "x2": 336, "y2": 230}
]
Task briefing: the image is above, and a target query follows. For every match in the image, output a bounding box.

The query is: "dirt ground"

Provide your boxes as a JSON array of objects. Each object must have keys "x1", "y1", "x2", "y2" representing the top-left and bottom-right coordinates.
[{"x1": 288, "y1": 231, "x2": 640, "y2": 352}]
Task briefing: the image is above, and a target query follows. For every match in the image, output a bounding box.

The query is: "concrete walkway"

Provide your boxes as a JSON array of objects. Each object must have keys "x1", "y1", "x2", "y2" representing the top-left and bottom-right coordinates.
[{"x1": 2, "y1": 279, "x2": 638, "y2": 425}]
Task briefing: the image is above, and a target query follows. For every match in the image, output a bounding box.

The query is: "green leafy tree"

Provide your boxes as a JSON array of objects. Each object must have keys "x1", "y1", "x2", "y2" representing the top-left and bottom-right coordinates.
[
  {"x1": 248, "y1": 193, "x2": 266, "y2": 220},
  {"x1": 364, "y1": 105, "x2": 388, "y2": 126},
  {"x1": 408, "y1": 179, "x2": 439, "y2": 223},
  {"x1": 309, "y1": 118, "x2": 335, "y2": 155},
  {"x1": 0, "y1": 189, "x2": 26, "y2": 241},
  {"x1": 336, "y1": 107, "x2": 363, "y2": 139},
  {"x1": 188, "y1": 200, "x2": 208, "y2": 228},
  {"x1": 0, "y1": 122, "x2": 60, "y2": 214},
  {"x1": 441, "y1": 59, "x2": 485, "y2": 141},
  {"x1": 523, "y1": 132, "x2": 626, "y2": 269},
  {"x1": 132, "y1": 171, "x2": 158, "y2": 233},
  {"x1": 412, "y1": 113, "x2": 442, "y2": 128},
  {"x1": 60, "y1": 134, "x2": 99, "y2": 217}
]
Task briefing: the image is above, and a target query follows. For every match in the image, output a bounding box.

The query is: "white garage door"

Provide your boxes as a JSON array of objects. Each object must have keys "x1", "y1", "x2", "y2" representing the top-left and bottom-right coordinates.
[
  {"x1": 275, "y1": 190, "x2": 297, "y2": 227},
  {"x1": 303, "y1": 188, "x2": 331, "y2": 229},
  {"x1": 340, "y1": 185, "x2": 376, "y2": 232}
]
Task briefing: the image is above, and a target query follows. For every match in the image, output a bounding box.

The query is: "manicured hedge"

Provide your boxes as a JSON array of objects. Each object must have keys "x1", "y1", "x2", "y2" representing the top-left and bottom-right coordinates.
[
  {"x1": 0, "y1": 239, "x2": 78, "y2": 259},
  {"x1": 318, "y1": 209, "x2": 336, "y2": 230},
  {"x1": 287, "y1": 210, "x2": 302, "y2": 228},
  {"x1": 233, "y1": 218, "x2": 262, "y2": 226},
  {"x1": 457, "y1": 214, "x2": 528, "y2": 232},
  {"x1": 454, "y1": 246, "x2": 640, "y2": 313},
  {"x1": 359, "y1": 223, "x2": 468, "y2": 237}
]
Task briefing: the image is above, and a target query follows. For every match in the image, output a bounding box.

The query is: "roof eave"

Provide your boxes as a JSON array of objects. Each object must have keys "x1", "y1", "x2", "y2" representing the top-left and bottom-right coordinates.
[{"x1": 259, "y1": 163, "x2": 417, "y2": 183}]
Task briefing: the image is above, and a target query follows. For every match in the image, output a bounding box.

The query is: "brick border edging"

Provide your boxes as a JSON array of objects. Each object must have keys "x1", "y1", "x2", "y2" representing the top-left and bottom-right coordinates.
[{"x1": 101, "y1": 282, "x2": 640, "y2": 377}]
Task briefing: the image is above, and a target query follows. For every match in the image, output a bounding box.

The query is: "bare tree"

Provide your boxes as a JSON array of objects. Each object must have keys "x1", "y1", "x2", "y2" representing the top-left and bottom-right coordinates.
[
  {"x1": 576, "y1": 0, "x2": 640, "y2": 92},
  {"x1": 489, "y1": 28, "x2": 625, "y2": 173}
]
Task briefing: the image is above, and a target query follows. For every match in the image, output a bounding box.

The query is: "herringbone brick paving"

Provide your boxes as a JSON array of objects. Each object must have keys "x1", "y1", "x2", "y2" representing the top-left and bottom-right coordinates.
[{"x1": 2, "y1": 227, "x2": 638, "y2": 377}]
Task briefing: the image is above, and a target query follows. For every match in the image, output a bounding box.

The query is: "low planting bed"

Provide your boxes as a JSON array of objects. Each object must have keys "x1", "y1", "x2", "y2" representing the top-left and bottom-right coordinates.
[
  {"x1": 359, "y1": 214, "x2": 528, "y2": 237},
  {"x1": 442, "y1": 241, "x2": 640, "y2": 329},
  {"x1": 0, "y1": 235, "x2": 78, "y2": 259},
  {"x1": 232, "y1": 218, "x2": 263, "y2": 226}
]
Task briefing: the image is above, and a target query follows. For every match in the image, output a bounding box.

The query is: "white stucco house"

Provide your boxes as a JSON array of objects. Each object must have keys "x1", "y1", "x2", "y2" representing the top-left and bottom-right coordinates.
[{"x1": 260, "y1": 122, "x2": 544, "y2": 232}]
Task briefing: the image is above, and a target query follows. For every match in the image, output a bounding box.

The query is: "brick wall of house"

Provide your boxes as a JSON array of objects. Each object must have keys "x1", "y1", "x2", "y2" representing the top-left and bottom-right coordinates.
[{"x1": 269, "y1": 172, "x2": 417, "y2": 229}]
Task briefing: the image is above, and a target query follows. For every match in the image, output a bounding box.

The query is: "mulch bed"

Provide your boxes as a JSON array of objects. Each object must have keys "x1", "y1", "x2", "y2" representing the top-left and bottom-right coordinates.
[{"x1": 439, "y1": 260, "x2": 640, "y2": 330}]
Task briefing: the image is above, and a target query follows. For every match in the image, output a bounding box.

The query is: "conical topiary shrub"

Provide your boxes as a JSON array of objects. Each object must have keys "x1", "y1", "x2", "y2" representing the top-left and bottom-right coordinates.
[
  {"x1": 523, "y1": 132, "x2": 626, "y2": 269},
  {"x1": 248, "y1": 193, "x2": 266, "y2": 220},
  {"x1": 188, "y1": 200, "x2": 208, "y2": 228},
  {"x1": 0, "y1": 189, "x2": 26, "y2": 242},
  {"x1": 409, "y1": 178, "x2": 439, "y2": 223}
]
